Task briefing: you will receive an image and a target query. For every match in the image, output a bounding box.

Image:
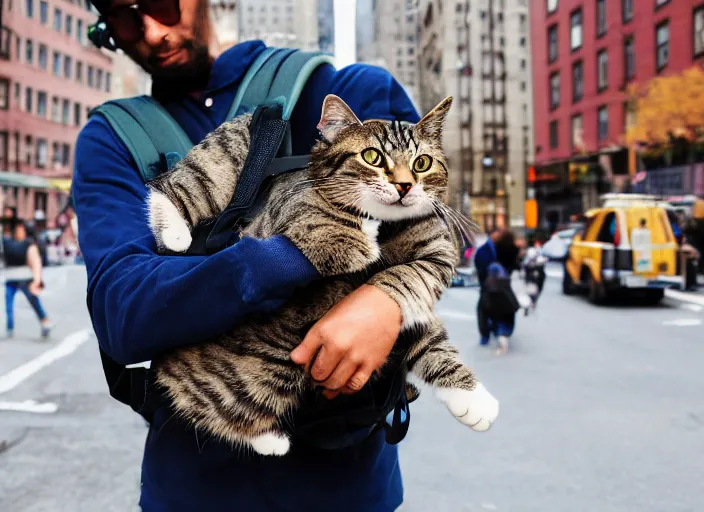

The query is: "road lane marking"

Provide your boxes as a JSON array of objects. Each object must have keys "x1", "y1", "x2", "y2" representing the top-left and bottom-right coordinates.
[
  {"x1": 437, "y1": 310, "x2": 476, "y2": 321},
  {"x1": 0, "y1": 329, "x2": 92, "y2": 394},
  {"x1": 665, "y1": 289, "x2": 704, "y2": 307},
  {"x1": 0, "y1": 400, "x2": 58, "y2": 413},
  {"x1": 680, "y1": 303, "x2": 704, "y2": 313},
  {"x1": 662, "y1": 318, "x2": 702, "y2": 327}
]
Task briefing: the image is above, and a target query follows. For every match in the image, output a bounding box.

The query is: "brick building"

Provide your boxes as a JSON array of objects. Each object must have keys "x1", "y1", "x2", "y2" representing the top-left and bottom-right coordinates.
[
  {"x1": 529, "y1": 0, "x2": 704, "y2": 232},
  {"x1": 0, "y1": 0, "x2": 112, "y2": 225}
]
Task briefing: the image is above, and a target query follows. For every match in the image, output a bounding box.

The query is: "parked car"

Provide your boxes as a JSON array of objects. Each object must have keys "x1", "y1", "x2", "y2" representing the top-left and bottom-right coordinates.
[{"x1": 541, "y1": 228, "x2": 577, "y2": 260}]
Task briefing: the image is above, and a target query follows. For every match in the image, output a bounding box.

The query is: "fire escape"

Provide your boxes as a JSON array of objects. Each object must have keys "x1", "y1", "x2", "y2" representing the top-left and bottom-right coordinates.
[
  {"x1": 479, "y1": 0, "x2": 508, "y2": 231},
  {"x1": 455, "y1": 1, "x2": 473, "y2": 218}
]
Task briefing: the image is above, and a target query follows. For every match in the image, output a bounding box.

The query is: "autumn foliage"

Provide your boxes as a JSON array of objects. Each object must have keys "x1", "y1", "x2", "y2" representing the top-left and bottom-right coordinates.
[{"x1": 626, "y1": 65, "x2": 704, "y2": 148}]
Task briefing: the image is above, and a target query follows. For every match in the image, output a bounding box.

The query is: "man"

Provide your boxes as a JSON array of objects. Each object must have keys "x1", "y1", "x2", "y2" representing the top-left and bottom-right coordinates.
[
  {"x1": 473, "y1": 229, "x2": 520, "y2": 354},
  {"x1": 72, "y1": 0, "x2": 421, "y2": 510}
]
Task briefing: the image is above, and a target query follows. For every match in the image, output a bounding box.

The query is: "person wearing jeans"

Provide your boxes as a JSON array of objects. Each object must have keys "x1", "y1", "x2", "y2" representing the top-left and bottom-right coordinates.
[{"x1": 2, "y1": 221, "x2": 54, "y2": 339}]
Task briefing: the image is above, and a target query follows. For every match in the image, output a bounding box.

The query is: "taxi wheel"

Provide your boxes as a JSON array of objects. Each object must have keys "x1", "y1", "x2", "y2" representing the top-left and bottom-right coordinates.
[
  {"x1": 587, "y1": 273, "x2": 606, "y2": 305},
  {"x1": 643, "y1": 288, "x2": 665, "y2": 305}
]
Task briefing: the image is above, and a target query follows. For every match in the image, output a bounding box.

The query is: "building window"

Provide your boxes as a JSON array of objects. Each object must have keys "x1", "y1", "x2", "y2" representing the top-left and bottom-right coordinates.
[
  {"x1": 25, "y1": 86, "x2": 33, "y2": 112},
  {"x1": 51, "y1": 96, "x2": 59, "y2": 122},
  {"x1": 572, "y1": 60, "x2": 583, "y2": 102},
  {"x1": 624, "y1": 100, "x2": 637, "y2": 133},
  {"x1": 597, "y1": 49, "x2": 608, "y2": 91},
  {"x1": 74, "y1": 102, "x2": 81, "y2": 126},
  {"x1": 548, "y1": 24, "x2": 558, "y2": 63},
  {"x1": 52, "y1": 51, "x2": 60, "y2": 76},
  {"x1": 61, "y1": 143, "x2": 70, "y2": 166},
  {"x1": 624, "y1": 36, "x2": 635, "y2": 81},
  {"x1": 66, "y1": 15, "x2": 73, "y2": 37},
  {"x1": 622, "y1": 0, "x2": 633, "y2": 23},
  {"x1": 656, "y1": 21, "x2": 669, "y2": 71},
  {"x1": 76, "y1": 61, "x2": 83, "y2": 82},
  {"x1": 14, "y1": 83, "x2": 20, "y2": 105},
  {"x1": 571, "y1": 114, "x2": 583, "y2": 151},
  {"x1": 62, "y1": 99, "x2": 70, "y2": 125},
  {"x1": 0, "y1": 79, "x2": 8, "y2": 110},
  {"x1": 547, "y1": 0, "x2": 558, "y2": 14},
  {"x1": 52, "y1": 141, "x2": 60, "y2": 165},
  {"x1": 25, "y1": 135, "x2": 32, "y2": 165},
  {"x1": 571, "y1": 9, "x2": 583, "y2": 51},
  {"x1": 549, "y1": 120, "x2": 559, "y2": 149},
  {"x1": 38, "y1": 44, "x2": 47, "y2": 70},
  {"x1": 596, "y1": 0, "x2": 607, "y2": 37},
  {"x1": 64, "y1": 56, "x2": 72, "y2": 79},
  {"x1": 39, "y1": 1, "x2": 48, "y2": 24},
  {"x1": 54, "y1": 8, "x2": 62, "y2": 31},
  {"x1": 96, "y1": 69, "x2": 103, "y2": 90},
  {"x1": 15, "y1": 35, "x2": 20, "y2": 61},
  {"x1": 87, "y1": 65, "x2": 94, "y2": 87},
  {"x1": 37, "y1": 91, "x2": 47, "y2": 117},
  {"x1": 77, "y1": 19, "x2": 85, "y2": 45},
  {"x1": 36, "y1": 138, "x2": 48, "y2": 168},
  {"x1": 25, "y1": 39, "x2": 33, "y2": 64},
  {"x1": 656, "y1": 0, "x2": 670, "y2": 8},
  {"x1": 105, "y1": 72, "x2": 111, "y2": 93},
  {"x1": 598, "y1": 106, "x2": 609, "y2": 141},
  {"x1": 26, "y1": 0, "x2": 33, "y2": 18},
  {"x1": 694, "y1": 6, "x2": 704, "y2": 58},
  {"x1": 550, "y1": 72, "x2": 560, "y2": 109}
]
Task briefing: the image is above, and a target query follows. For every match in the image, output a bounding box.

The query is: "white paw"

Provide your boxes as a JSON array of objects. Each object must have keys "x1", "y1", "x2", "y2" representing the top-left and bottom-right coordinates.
[
  {"x1": 249, "y1": 432, "x2": 291, "y2": 456},
  {"x1": 148, "y1": 190, "x2": 192, "y2": 252},
  {"x1": 436, "y1": 383, "x2": 499, "y2": 432}
]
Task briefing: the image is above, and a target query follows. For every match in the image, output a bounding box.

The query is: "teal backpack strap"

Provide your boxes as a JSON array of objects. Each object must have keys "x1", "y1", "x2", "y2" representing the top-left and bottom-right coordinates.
[
  {"x1": 227, "y1": 48, "x2": 336, "y2": 123},
  {"x1": 90, "y1": 95, "x2": 193, "y2": 182}
]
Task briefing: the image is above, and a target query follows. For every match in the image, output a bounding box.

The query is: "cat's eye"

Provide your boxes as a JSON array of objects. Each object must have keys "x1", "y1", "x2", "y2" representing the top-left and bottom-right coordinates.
[
  {"x1": 362, "y1": 148, "x2": 384, "y2": 167},
  {"x1": 413, "y1": 155, "x2": 433, "y2": 173}
]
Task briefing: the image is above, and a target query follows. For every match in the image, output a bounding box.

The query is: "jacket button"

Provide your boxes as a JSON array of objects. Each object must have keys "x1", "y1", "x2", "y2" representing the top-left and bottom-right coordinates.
[{"x1": 205, "y1": 97, "x2": 213, "y2": 108}]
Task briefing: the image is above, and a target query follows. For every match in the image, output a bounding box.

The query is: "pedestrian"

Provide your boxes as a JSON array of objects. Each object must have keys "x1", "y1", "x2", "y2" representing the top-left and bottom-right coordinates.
[
  {"x1": 2, "y1": 220, "x2": 54, "y2": 339},
  {"x1": 71, "y1": 0, "x2": 426, "y2": 510},
  {"x1": 473, "y1": 229, "x2": 521, "y2": 355}
]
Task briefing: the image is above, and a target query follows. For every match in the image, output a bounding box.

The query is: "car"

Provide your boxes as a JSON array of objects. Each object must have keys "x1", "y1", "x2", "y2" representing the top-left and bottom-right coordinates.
[
  {"x1": 562, "y1": 201, "x2": 684, "y2": 305},
  {"x1": 541, "y1": 228, "x2": 578, "y2": 260}
]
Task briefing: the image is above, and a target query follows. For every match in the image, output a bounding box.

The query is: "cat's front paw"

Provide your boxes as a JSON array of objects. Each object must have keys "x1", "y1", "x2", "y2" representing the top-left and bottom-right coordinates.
[
  {"x1": 436, "y1": 383, "x2": 499, "y2": 432},
  {"x1": 148, "y1": 190, "x2": 192, "y2": 252},
  {"x1": 249, "y1": 432, "x2": 291, "y2": 456}
]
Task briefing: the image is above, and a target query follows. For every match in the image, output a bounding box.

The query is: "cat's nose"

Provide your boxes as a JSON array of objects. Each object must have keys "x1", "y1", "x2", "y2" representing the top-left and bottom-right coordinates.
[{"x1": 394, "y1": 183, "x2": 413, "y2": 198}]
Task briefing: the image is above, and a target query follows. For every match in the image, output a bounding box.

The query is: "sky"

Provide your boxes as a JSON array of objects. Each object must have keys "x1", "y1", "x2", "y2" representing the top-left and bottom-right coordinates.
[{"x1": 333, "y1": 0, "x2": 357, "y2": 67}]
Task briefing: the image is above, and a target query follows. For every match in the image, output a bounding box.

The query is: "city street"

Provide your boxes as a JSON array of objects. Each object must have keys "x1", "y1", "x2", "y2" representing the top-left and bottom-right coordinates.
[{"x1": 1, "y1": 264, "x2": 703, "y2": 512}]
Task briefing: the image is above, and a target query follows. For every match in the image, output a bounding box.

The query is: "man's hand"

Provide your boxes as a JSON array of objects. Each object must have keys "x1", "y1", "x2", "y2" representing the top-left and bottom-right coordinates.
[{"x1": 290, "y1": 285, "x2": 402, "y2": 399}]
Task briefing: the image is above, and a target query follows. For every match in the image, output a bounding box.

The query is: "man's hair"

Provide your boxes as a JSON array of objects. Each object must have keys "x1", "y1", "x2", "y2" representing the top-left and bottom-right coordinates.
[{"x1": 86, "y1": 0, "x2": 109, "y2": 14}]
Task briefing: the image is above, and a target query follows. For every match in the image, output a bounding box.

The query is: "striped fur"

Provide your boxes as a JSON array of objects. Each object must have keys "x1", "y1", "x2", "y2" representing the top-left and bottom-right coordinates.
[{"x1": 147, "y1": 95, "x2": 499, "y2": 456}]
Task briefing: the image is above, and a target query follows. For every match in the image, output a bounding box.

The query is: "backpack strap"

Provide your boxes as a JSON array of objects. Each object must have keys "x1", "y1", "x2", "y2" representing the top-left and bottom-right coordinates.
[
  {"x1": 204, "y1": 48, "x2": 335, "y2": 251},
  {"x1": 90, "y1": 95, "x2": 194, "y2": 181}
]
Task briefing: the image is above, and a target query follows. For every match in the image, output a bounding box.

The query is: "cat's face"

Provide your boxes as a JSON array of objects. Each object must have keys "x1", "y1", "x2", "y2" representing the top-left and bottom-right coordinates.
[{"x1": 310, "y1": 95, "x2": 452, "y2": 222}]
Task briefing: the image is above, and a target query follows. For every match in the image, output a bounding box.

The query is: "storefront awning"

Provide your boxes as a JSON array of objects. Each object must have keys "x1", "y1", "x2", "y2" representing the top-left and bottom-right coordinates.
[{"x1": 0, "y1": 171, "x2": 68, "y2": 191}]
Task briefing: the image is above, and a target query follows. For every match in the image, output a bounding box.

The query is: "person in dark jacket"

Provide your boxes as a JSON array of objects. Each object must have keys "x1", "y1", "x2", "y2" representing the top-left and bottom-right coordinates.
[
  {"x1": 72, "y1": 0, "x2": 423, "y2": 510},
  {"x1": 1, "y1": 220, "x2": 54, "y2": 338},
  {"x1": 473, "y1": 229, "x2": 521, "y2": 354}
]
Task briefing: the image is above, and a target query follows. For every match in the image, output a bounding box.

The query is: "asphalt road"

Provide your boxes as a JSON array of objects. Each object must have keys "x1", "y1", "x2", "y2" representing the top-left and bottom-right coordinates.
[{"x1": 1, "y1": 264, "x2": 703, "y2": 512}]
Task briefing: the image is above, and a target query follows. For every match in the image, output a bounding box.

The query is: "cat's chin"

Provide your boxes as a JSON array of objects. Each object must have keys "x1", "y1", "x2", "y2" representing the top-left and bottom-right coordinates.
[{"x1": 359, "y1": 196, "x2": 433, "y2": 222}]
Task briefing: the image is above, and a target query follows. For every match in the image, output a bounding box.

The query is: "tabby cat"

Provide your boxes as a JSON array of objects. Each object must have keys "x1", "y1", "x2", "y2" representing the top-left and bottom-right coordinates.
[{"x1": 145, "y1": 94, "x2": 500, "y2": 456}]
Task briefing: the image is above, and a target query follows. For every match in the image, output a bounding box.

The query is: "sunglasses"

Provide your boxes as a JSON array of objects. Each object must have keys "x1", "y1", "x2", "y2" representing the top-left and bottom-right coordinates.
[{"x1": 105, "y1": 0, "x2": 181, "y2": 43}]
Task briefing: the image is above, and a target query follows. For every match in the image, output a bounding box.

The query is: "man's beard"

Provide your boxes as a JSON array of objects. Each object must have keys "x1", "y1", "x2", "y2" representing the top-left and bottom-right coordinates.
[{"x1": 148, "y1": 41, "x2": 212, "y2": 100}]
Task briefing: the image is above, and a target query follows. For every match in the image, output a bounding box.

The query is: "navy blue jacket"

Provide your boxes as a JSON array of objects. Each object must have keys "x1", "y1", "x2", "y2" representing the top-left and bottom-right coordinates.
[{"x1": 73, "y1": 41, "x2": 419, "y2": 511}]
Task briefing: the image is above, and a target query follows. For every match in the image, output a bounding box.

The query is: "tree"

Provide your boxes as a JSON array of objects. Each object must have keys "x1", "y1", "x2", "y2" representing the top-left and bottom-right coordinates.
[{"x1": 626, "y1": 65, "x2": 704, "y2": 148}]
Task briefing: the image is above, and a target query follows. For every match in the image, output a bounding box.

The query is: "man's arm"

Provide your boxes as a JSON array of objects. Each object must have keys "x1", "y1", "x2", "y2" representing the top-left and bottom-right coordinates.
[{"x1": 73, "y1": 116, "x2": 320, "y2": 365}]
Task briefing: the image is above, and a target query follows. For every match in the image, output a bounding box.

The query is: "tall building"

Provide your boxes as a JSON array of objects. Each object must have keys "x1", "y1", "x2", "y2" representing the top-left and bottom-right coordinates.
[
  {"x1": 210, "y1": 0, "x2": 239, "y2": 51},
  {"x1": 237, "y1": 0, "x2": 319, "y2": 51},
  {"x1": 0, "y1": 0, "x2": 113, "y2": 222},
  {"x1": 318, "y1": 0, "x2": 334, "y2": 54},
  {"x1": 356, "y1": 0, "x2": 421, "y2": 109},
  {"x1": 530, "y1": 0, "x2": 704, "y2": 231},
  {"x1": 418, "y1": 0, "x2": 533, "y2": 233}
]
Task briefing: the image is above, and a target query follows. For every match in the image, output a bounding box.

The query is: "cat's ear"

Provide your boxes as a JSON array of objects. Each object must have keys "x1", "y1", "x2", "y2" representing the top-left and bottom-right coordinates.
[
  {"x1": 415, "y1": 96, "x2": 453, "y2": 139},
  {"x1": 317, "y1": 95, "x2": 363, "y2": 141}
]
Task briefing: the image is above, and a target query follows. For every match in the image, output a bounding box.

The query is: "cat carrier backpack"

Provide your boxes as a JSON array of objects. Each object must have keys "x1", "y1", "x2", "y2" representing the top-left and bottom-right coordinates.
[{"x1": 82, "y1": 47, "x2": 412, "y2": 451}]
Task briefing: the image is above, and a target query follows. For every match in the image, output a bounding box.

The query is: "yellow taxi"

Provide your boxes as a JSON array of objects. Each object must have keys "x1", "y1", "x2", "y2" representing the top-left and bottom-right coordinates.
[{"x1": 562, "y1": 194, "x2": 684, "y2": 304}]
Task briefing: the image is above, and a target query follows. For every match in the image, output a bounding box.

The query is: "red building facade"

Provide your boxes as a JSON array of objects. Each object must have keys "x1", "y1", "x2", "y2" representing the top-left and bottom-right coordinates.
[
  {"x1": 0, "y1": 0, "x2": 113, "y2": 224},
  {"x1": 529, "y1": 0, "x2": 704, "y2": 229}
]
